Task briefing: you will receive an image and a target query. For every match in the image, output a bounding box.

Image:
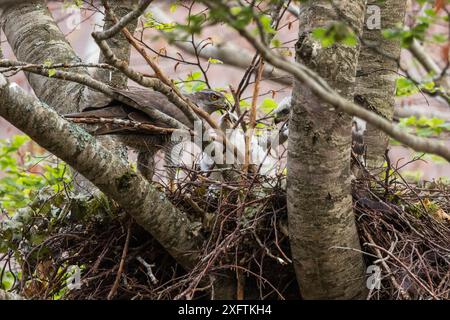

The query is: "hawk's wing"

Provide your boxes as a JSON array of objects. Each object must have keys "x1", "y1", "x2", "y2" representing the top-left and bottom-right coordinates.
[
  {"x1": 110, "y1": 87, "x2": 191, "y2": 127},
  {"x1": 80, "y1": 87, "x2": 191, "y2": 126},
  {"x1": 65, "y1": 86, "x2": 192, "y2": 135}
]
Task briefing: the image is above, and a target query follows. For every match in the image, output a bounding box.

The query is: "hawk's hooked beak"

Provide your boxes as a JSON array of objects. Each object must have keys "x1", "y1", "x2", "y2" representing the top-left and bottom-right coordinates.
[{"x1": 217, "y1": 100, "x2": 232, "y2": 114}]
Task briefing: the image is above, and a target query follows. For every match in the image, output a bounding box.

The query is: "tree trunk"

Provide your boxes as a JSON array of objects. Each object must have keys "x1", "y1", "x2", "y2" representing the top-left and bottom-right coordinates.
[
  {"x1": 87, "y1": 0, "x2": 139, "y2": 191},
  {"x1": 287, "y1": 0, "x2": 367, "y2": 299},
  {"x1": 92, "y1": 0, "x2": 138, "y2": 156},
  {"x1": 1, "y1": 0, "x2": 88, "y2": 114},
  {"x1": 94, "y1": 0, "x2": 137, "y2": 88},
  {"x1": 1, "y1": 1, "x2": 100, "y2": 194},
  {"x1": 355, "y1": 0, "x2": 407, "y2": 169}
]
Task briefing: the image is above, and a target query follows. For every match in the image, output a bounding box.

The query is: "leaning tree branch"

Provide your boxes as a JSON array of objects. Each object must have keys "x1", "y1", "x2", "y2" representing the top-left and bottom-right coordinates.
[
  {"x1": 0, "y1": 62, "x2": 115, "y2": 74},
  {"x1": 69, "y1": 117, "x2": 193, "y2": 135},
  {"x1": 201, "y1": 0, "x2": 450, "y2": 162},
  {"x1": 0, "y1": 74, "x2": 203, "y2": 270}
]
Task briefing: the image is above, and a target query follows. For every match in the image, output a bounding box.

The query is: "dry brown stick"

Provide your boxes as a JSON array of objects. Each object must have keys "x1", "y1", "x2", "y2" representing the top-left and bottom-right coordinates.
[
  {"x1": 107, "y1": 221, "x2": 132, "y2": 300},
  {"x1": 244, "y1": 59, "x2": 264, "y2": 172},
  {"x1": 184, "y1": 194, "x2": 208, "y2": 219},
  {"x1": 67, "y1": 117, "x2": 193, "y2": 135},
  {"x1": 236, "y1": 269, "x2": 245, "y2": 300}
]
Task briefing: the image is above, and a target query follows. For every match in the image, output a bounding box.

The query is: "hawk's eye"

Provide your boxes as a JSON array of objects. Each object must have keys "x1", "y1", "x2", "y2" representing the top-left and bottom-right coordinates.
[{"x1": 210, "y1": 94, "x2": 219, "y2": 101}]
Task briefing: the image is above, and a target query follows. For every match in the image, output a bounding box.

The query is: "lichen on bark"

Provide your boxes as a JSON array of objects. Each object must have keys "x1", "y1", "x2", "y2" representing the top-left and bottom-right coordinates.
[
  {"x1": 355, "y1": 0, "x2": 407, "y2": 169},
  {"x1": 1, "y1": 0, "x2": 88, "y2": 114},
  {"x1": 288, "y1": 0, "x2": 367, "y2": 299}
]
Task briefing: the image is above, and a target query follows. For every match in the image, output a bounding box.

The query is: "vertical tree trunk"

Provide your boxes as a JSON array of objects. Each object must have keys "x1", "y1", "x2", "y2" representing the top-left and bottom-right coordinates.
[
  {"x1": 94, "y1": 0, "x2": 137, "y2": 88},
  {"x1": 85, "y1": 0, "x2": 139, "y2": 192},
  {"x1": 90, "y1": 0, "x2": 138, "y2": 158},
  {"x1": 355, "y1": 0, "x2": 407, "y2": 169},
  {"x1": 287, "y1": 0, "x2": 367, "y2": 299}
]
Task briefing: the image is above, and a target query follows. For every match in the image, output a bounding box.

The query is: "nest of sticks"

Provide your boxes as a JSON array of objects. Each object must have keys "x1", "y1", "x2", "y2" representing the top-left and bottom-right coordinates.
[{"x1": 1, "y1": 158, "x2": 450, "y2": 300}]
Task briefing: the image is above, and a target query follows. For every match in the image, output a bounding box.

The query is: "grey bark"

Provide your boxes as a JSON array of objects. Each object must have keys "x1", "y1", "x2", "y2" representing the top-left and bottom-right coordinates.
[
  {"x1": 288, "y1": 0, "x2": 367, "y2": 299},
  {"x1": 0, "y1": 74, "x2": 203, "y2": 270},
  {"x1": 0, "y1": 0, "x2": 202, "y2": 273},
  {"x1": 1, "y1": 1, "x2": 101, "y2": 194},
  {"x1": 94, "y1": 0, "x2": 137, "y2": 88},
  {"x1": 1, "y1": 0, "x2": 88, "y2": 114},
  {"x1": 0, "y1": 289, "x2": 24, "y2": 300},
  {"x1": 355, "y1": 0, "x2": 407, "y2": 168},
  {"x1": 91, "y1": 0, "x2": 138, "y2": 178}
]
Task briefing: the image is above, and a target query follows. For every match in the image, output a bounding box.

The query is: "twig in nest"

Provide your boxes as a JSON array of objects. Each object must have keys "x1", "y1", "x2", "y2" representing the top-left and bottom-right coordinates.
[
  {"x1": 137, "y1": 256, "x2": 158, "y2": 285},
  {"x1": 185, "y1": 194, "x2": 208, "y2": 219},
  {"x1": 107, "y1": 221, "x2": 132, "y2": 300},
  {"x1": 67, "y1": 117, "x2": 193, "y2": 135},
  {"x1": 364, "y1": 231, "x2": 411, "y2": 300}
]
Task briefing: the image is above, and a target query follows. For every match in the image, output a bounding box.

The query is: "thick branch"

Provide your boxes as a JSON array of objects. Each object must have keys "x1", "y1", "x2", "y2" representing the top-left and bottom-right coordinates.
[
  {"x1": 0, "y1": 74, "x2": 203, "y2": 270},
  {"x1": 409, "y1": 39, "x2": 450, "y2": 91},
  {"x1": 1, "y1": 1, "x2": 88, "y2": 113},
  {"x1": 97, "y1": 0, "x2": 152, "y2": 41}
]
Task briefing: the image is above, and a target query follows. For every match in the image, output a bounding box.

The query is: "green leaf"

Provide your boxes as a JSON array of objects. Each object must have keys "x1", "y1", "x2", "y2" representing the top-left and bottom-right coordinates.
[
  {"x1": 259, "y1": 98, "x2": 277, "y2": 114},
  {"x1": 143, "y1": 12, "x2": 176, "y2": 31},
  {"x1": 420, "y1": 81, "x2": 436, "y2": 92},
  {"x1": 207, "y1": 57, "x2": 223, "y2": 64},
  {"x1": 432, "y1": 33, "x2": 448, "y2": 43},
  {"x1": 342, "y1": 35, "x2": 357, "y2": 46},
  {"x1": 48, "y1": 69, "x2": 57, "y2": 78},
  {"x1": 396, "y1": 77, "x2": 418, "y2": 96},
  {"x1": 63, "y1": 0, "x2": 82, "y2": 9},
  {"x1": 271, "y1": 38, "x2": 282, "y2": 48},
  {"x1": 189, "y1": 71, "x2": 202, "y2": 80},
  {"x1": 312, "y1": 27, "x2": 329, "y2": 44},
  {"x1": 259, "y1": 14, "x2": 276, "y2": 34},
  {"x1": 169, "y1": 2, "x2": 178, "y2": 13},
  {"x1": 312, "y1": 23, "x2": 357, "y2": 48}
]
